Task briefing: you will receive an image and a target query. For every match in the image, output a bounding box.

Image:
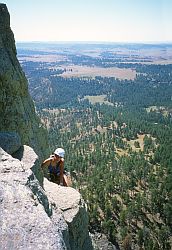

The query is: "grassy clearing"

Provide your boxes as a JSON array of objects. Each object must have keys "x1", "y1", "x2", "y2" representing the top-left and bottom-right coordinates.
[
  {"x1": 84, "y1": 95, "x2": 114, "y2": 106},
  {"x1": 42, "y1": 108, "x2": 60, "y2": 114},
  {"x1": 146, "y1": 106, "x2": 170, "y2": 117},
  {"x1": 60, "y1": 65, "x2": 136, "y2": 80},
  {"x1": 125, "y1": 134, "x2": 145, "y2": 152},
  {"x1": 115, "y1": 134, "x2": 157, "y2": 156},
  {"x1": 116, "y1": 148, "x2": 128, "y2": 156}
]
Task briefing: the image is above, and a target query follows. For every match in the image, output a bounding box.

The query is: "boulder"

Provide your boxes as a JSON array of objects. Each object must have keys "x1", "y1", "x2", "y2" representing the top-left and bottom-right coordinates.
[
  {"x1": 0, "y1": 132, "x2": 21, "y2": 155},
  {"x1": 13, "y1": 145, "x2": 43, "y2": 185},
  {"x1": 44, "y1": 178, "x2": 93, "y2": 250},
  {"x1": 91, "y1": 233, "x2": 118, "y2": 250}
]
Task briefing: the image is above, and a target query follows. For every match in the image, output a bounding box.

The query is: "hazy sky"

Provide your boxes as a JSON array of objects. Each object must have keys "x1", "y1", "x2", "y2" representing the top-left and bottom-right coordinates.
[{"x1": 2, "y1": 0, "x2": 172, "y2": 42}]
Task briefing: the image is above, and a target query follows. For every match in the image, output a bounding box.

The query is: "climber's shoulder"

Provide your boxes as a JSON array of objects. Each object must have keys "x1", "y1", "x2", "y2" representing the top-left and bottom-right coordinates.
[{"x1": 42, "y1": 157, "x2": 53, "y2": 165}]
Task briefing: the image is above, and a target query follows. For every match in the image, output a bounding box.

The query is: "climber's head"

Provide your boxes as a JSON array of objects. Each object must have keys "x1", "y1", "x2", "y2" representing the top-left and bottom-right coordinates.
[{"x1": 54, "y1": 148, "x2": 65, "y2": 159}]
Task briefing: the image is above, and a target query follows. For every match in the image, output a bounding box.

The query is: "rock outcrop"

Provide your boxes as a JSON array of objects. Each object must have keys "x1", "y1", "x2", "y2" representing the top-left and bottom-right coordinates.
[
  {"x1": 44, "y1": 178, "x2": 93, "y2": 250},
  {"x1": 0, "y1": 147, "x2": 93, "y2": 250},
  {"x1": 0, "y1": 147, "x2": 69, "y2": 249},
  {"x1": 0, "y1": 3, "x2": 49, "y2": 160}
]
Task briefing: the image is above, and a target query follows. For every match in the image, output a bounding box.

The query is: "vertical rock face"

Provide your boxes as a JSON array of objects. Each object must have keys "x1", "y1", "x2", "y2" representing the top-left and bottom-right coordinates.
[{"x1": 0, "y1": 3, "x2": 49, "y2": 160}]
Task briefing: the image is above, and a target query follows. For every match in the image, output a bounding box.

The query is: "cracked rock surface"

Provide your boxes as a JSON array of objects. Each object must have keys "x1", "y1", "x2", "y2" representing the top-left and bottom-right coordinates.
[
  {"x1": 0, "y1": 147, "x2": 68, "y2": 250},
  {"x1": 0, "y1": 147, "x2": 94, "y2": 250}
]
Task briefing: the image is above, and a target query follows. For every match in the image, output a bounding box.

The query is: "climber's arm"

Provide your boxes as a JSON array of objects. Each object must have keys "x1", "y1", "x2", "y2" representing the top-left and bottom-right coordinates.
[{"x1": 59, "y1": 158, "x2": 64, "y2": 185}]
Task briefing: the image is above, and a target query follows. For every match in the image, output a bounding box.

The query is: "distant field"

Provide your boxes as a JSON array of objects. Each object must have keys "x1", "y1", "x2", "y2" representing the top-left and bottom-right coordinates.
[
  {"x1": 17, "y1": 45, "x2": 172, "y2": 64},
  {"x1": 18, "y1": 54, "x2": 68, "y2": 63},
  {"x1": 84, "y1": 95, "x2": 114, "y2": 105},
  {"x1": 60, "y1": 65, "x2": 136, "y2": 80}
]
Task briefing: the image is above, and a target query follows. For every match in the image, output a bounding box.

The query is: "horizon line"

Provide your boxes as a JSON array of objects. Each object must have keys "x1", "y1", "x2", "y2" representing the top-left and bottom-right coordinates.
[{"x1": 16, "y1": 40, "x2": 172, "y2": 45}]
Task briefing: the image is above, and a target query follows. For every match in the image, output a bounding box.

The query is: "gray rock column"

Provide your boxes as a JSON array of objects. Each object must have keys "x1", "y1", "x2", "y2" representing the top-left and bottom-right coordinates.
[{"x1": 0, "y1": 3, "x2": 50, "y2": 162}]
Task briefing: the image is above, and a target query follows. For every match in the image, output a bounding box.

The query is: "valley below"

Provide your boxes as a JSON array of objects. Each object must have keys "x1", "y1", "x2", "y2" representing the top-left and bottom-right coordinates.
[{"x1": 17, "y1": 42, "x2": 172, "y2": 250}]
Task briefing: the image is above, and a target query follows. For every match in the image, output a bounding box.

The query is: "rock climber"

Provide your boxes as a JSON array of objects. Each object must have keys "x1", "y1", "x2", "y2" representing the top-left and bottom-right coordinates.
[{"x1": 41, "y1": 147, "x2": 71, "y2": 186}]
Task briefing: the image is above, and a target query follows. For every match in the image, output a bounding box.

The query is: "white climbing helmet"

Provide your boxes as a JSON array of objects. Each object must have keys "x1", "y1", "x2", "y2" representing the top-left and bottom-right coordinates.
[{"x1": 54, "y1": 148, "x2": 65, "y2": 158}]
